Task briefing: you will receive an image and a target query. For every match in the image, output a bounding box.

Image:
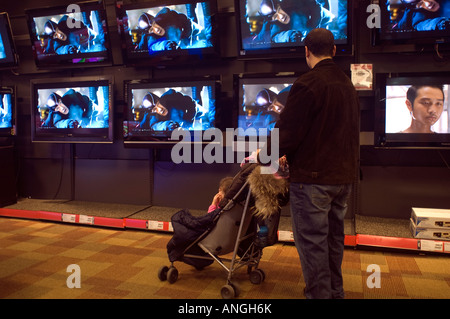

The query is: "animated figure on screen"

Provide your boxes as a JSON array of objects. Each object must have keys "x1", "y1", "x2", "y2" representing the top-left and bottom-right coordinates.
[
  {"x1": 401, "y1": 85, "x2": 444, "y2": 133},
  {"x1": 42, "y1": 92, "x2": 68, "y2": 127},
  {"x1": 391, "y1": 0, "x2": 450, "y2": 31},
  {"x1": 136, "y1": 91, "x2": 161, "y2": 129},
  {"x1": 137, "y1": 89, "x2": 197, "y2": 131},
  {"x1": 42, "y1": 14, "x2": 105, "y2": 55},
  {"x1": 137, "y1": 6, "x2": 210, "y2": 53},
  {"x1": 252, "y1": 0, "x2": 334, "y2": 44},
  {"x1": 246, "y1": 86, "x2": 291, "y2": 131},
  {"x1": 42, "y1": 89, "x2": 99, "y2": 129}
]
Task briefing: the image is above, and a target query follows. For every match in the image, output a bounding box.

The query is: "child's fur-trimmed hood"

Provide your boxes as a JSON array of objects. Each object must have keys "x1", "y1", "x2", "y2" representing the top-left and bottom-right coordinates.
[{"x1": 247, "y1": 166, "x2": 289, "y2": 219}]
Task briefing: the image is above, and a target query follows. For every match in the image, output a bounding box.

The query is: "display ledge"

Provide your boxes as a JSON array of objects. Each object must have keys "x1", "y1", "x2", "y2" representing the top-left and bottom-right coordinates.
[
  {"x1": 0, "y1": 205, "x2": 356, "y2": 246},
  {"x1": 1, "y1": 199, "x2": 449, "y2": 254}
]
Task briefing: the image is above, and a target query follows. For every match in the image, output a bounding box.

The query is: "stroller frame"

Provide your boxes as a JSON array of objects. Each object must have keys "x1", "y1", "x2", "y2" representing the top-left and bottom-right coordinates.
[{"x1": 158, "y1": 180, "x2": 266, "y2": 299}]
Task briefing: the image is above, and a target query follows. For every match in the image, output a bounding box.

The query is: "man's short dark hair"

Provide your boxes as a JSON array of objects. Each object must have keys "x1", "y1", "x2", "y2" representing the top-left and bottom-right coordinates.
[{"x1": 304, "y1": 28, "x2": 335, "y2": 57}]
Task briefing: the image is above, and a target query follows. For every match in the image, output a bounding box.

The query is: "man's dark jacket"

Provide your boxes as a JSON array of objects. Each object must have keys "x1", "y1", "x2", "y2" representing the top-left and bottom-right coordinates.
[{"x1": 262, "y1": 58, "x2": 360, "y2": 184}]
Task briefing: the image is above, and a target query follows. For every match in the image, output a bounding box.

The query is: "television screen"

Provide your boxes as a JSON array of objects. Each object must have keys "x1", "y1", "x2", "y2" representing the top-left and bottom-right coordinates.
[
  {"x1": 0, "y1": 12, "x2": 18, "y2": 69},
  {"x1": 117, "y1": 0, "x2": 218, "y2": 65},
  {"x1": 31, "y1": 76, "x2": 113, "y2": 143},
  {"x1": 379, "y1": 0, "x2": 450, "y2": 44},
  {"x1": 25, "y1": 1, "x2": 112, "y2": 68},
  {"x1": 235, "y1": 0, "x2": 352, "y2": 58},
  {"x1": 235, "y1": 73, "x2": 297, "y2": 137},
  {"x1": 375, "y1": 73, "x2": 450, "y2": 148},
  {"x1": 0, "y1": 87, "x2": 15, "y2": 136},
  {"x1": 124, "y1": 77, "x2": 219, "y2": 143}
]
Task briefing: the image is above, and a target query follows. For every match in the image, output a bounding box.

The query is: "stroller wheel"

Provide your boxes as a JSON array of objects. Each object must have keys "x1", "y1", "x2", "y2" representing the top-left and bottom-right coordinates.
[
  {"x1": 221, "y1": 284, "x2": 236, "y2": 299},
  {"x1": 158, "y1": 266, "x2": 169, "y2": 281},
  {"x1": 167, "y1": 267, "x2": 179, "y2": 284},
  {"x1": 249, "y1": 269, "x2": 265, "y2": 285}
]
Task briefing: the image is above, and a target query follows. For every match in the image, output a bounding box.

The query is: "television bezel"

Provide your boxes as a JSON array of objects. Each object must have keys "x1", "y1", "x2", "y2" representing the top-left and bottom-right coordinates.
[
  {"x1": 30, "y1": 75, "x2": 114, "y2": 144},
  {"x1": 0, "y1": 86, "x2": 16, "y2": 137},
  {"x1": 374, "y1": 72, "x2": 450, "y2": 149},
  {"x1": 123, "y1": 75, "x2": 222, "y2": 145},
  {"x1": 0, "y1": 12, "x2": 19, "y2": 69},
  {"x1": 116, "y1": 0, "x2": 219, "y2": 66},
  {"x1": 234, "y1": 0, "x2": 354, "y2": 60},
  {"x1": 25, "y1": 0, "x2": 113, "y2": 69},
  {"x1": 377, "y1": 0, "x2": 450, "y2": 45}
]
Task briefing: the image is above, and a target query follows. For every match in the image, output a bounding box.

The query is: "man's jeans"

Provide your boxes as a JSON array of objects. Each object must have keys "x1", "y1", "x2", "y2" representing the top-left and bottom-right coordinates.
[{"x1": 289, "y1": 182, "x2": 352, "y2": 299}]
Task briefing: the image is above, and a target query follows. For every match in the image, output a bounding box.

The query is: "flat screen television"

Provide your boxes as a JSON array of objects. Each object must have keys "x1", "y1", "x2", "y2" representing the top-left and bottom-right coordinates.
[
  {"x1": 123, "y1": 76, "x2": 220, "y2": 144},
  {"x1": 116, "y1": 0, "x2": 218, "y2": 65},
  {"x1": 374, "y1": 72, "x2": 450, "y2": 148},
  {"x1": 25, "y1": 1, "x2": 112, "y2": 68},
  {"x1": 31, "y1": 76, "x2": 114, "y2": 143},
  {"x1": 0, "y1": 12, "x2": 18, "y2": 69},
  {"x1": 235, "y1": 0, "x2": 352, "y2": 59},
  {"x1": 0, "y1": 86, "x2": 15, "y2": 137},
  {"x1": 234, "y1": 72, "x2": 297, "y2": 138},
  {"x1": 378, "y1": 0, "x2": 450, "y2": 44}
]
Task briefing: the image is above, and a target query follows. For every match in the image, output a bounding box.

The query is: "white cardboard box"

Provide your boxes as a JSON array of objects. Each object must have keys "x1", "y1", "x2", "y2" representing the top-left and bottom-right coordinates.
[
  {"x1": 411, "y1": 207, "x2": 450, "y2": 229},
  {"x1": 410, "y1": 219, "x2": 450, "y2": 241}
]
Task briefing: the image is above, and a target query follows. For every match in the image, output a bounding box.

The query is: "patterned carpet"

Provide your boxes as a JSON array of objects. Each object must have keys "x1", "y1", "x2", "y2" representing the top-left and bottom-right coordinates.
[{"x1": 1, "y1": 217, "x2": 449, "y2": 299}]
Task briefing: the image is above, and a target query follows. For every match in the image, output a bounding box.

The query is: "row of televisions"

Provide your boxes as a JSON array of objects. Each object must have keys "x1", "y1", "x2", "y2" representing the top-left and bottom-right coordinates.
[
  {"x1": 0, "y1": 71, "x2": 449, "y2": 149},
  {"x1": 1, "y1": 0, "x2": 450, "y2": 70}
]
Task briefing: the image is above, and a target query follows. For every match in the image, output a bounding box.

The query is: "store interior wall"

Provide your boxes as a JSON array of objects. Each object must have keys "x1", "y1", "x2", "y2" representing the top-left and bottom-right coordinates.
[{"x1": 0, "y1": 0, "x2": 449, "y2": 219}]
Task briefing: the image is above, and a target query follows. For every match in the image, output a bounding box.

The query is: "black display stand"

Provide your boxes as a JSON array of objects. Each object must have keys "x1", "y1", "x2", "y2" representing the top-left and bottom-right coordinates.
[{"x1": 0, "y1": 143, "x2": 17, "y2": 207}]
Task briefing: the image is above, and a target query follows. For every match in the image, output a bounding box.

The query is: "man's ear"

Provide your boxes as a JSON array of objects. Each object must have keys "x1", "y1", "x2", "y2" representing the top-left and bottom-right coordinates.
[
  {"x1": 332, "y1": 45, "x2": 336, "y2": 57},
  {"x1": 405, "y1": 99, "x2": 413, "y2": 113}
]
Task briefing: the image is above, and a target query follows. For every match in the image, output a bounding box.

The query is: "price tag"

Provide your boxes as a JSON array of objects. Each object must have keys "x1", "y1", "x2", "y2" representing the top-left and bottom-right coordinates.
[
  {"x1": 419, "y1": 239, "x2": 443, "y2": 252},
  {"x1": 147, "y1": 220, "x2": 164, "y2": 230},
  {"x1": 79, "y1": 215, "x2": 95, "y2": 225},
  {"x1": 62, "y1": 213, "x2": 76, "y2": 223}
]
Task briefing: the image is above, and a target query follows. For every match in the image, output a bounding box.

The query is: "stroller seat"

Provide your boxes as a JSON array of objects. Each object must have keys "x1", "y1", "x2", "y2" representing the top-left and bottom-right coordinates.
[{"x1": 199, "y1": 202, "x2": 254, "y2": 256}]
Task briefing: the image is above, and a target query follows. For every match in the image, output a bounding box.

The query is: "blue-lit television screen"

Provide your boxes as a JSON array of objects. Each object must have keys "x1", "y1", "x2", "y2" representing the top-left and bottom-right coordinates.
[
  {"x1": 25, "y1": 1, "x2": 112, "y2": 68},
  {"x1": 0, "y1": 87, "x2": 15, "y2": 136},
  {"x1": 0, "y1": 12, "x2": 18, "y2": 69},
  {"x1": 124, "y1": 77, "x2": 219, "y2": 143},
  {"x1": 379, "y1": 0, "x2": 450, "y2": 44},
  {"x1": 117, "y1": 0, "x2": 218, "y2": 64},
  {"x1": 235, "y1": 73, "x2": 297, "y2": 136},
  {"x1": 235, "y1": 0, "x2": 352, "y2": 58},
  {"x1": 31, "y1": 76, "x2": 113, "y2": 143}
]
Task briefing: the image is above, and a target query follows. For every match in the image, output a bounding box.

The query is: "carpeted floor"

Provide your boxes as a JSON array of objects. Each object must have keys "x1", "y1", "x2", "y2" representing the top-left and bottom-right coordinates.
[{"x1": 1, "y1": 217, "x2": 449, "y2": 299}]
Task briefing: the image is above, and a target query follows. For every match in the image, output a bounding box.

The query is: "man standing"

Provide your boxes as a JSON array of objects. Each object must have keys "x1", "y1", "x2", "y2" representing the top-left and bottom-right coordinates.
[{"x1": 260, "y1": 28, "x2": 359, "y2": 298}]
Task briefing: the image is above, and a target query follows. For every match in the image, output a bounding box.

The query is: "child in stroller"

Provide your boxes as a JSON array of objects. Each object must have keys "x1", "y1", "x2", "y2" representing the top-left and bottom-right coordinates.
[{"x1": 158, "y1": 161, "x2": 289, "y2": 299}]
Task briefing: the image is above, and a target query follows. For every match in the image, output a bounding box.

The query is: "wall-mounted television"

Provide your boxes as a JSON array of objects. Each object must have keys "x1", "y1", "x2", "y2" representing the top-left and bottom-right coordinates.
[
  {"x1": 116, "y1": 0, "x2": 218, "y2": 66},
  {"x1": 235, "y1": 0, "x2": 352, "y2": 59},
  {"x1": 374, "y1": 72, "x2": 450, "y2": 148},
  {"x1": 378, "y1": 0, "x2": 450, "y2": 45},
  {"x1": 25, "y1": 1, "x2": 112, "y2": 68},
  {"x1": 0, "y1": 86, "x2": 15, "y2": 137},
  {"x1": 31, "y1": 76, "x2": 114, "y2": 143},
  {"x1": 123, "y1": 76, "x2": 220, "y2": 144},
  {"x1": 234, "y1": 72, "x2": 297, "y2": 138},
  {"x1": 0, "y1": 12, "x2": 18, "y2": 69}
]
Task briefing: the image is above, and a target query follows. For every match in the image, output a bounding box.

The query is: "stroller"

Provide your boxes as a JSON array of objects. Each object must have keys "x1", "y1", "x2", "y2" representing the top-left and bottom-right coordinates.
[{"x1": 157, "y1": 163, "x2": 289, "y2": 299}]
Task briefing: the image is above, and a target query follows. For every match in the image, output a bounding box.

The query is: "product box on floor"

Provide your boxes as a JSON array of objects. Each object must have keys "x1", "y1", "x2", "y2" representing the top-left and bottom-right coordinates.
[
  {"x1": 411, "y1": 207, "x2": 450, "y2": 229},
  {"x1": 410, "y1": 219, "x2": 450, "y2": 241}
]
